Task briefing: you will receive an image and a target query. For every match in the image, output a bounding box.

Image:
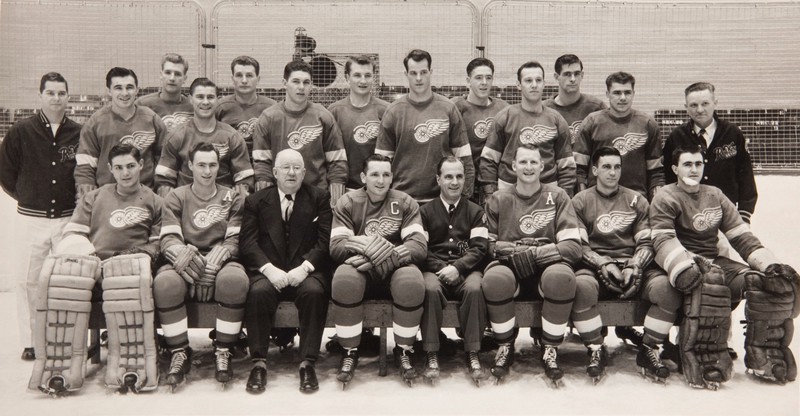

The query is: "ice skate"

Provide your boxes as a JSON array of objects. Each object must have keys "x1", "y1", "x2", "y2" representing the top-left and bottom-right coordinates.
[
  {"x1": 166, "y1": 347, "x2": 191, "y2": 393},
  {"x1": 542, "y1": 345, "x2": 564, "y2": 388},
  {"x1": 659, "y1": 339, "x2": 682, "y2": 374},
  {"x1": 586, "y1": 344, "x2": 608, "y2": 385},
  {"x1": 336, "y1": 348, "x2": 359, "y2": 390},
  {"x1": 615, "y1": 326, "x2": 644, "y2": 348},
  {"x1": 422, "y1": 351, "x2": 440, "y2": 385},
  {"x1": 637, "y1": 343, "x2": 669, "y2": 384},
  {"x1": 214, "y1": 347, "x2": 233, "y2": 389},
  {"x1": 490, "y1": 342, "x2": 514, "y2": 384},
  {"x1": 118, "y1": 372, "x2": 139, "y2": 394},
  {"x1": 465, "y1": 350, "x2": 486, "y2": 387},
  {"x1": 39, "y1": 376, "x2": 68, "y2": 397},
  {"x1": 394, "y1": 346, "x2": 417, "y2": 387}
]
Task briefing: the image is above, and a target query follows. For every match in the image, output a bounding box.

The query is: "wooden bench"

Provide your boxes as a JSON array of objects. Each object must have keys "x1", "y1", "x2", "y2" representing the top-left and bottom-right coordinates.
[{"x1": 88, "y1": 300, "x2": 649, "y2": 376}]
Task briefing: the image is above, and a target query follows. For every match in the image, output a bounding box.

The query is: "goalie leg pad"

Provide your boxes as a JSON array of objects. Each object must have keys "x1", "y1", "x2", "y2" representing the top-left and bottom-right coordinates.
[
  {"x1": 679, "y1": 280, "x2": 733, "y2": 389},
  {"x1": 101, "y1": 253, "x2": 158, "y2": 393},
  {"x1": 744, "y1": 272, "x2": 797, "y2": 383},
  {"x1": 29, "y1": 254, "x2": 101, "y2": 396}
]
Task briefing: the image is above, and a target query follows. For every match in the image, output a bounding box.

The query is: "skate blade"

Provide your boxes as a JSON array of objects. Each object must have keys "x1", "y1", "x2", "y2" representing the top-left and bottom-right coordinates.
[
  {"x1": 638, "y1": 367, "x2": 667, "y2": 386},
  {"x1": 404, "y1": 379, "x2": 415, "y2": 387},
  {"x1": 705, "y1": 381, "x2": 720, "y2": 391},
  {"x1": 591, "y1": 375, "x2": 603, "y2": 386},
  {"x1": 546, "y1": 378, "x2": 564, "y2": 389},
  {"x1": 423, "y1": 376, "x2": 438, "y2": 386},
  {"x1": 745, "y1": 368, "x2": 783, "y2": 384},
  {"x1": 473, "y1": 379, "x2": 482, "y2": 387},
  {"x1": 340, "y1": 382, "x2": 349, "y2": 391}
]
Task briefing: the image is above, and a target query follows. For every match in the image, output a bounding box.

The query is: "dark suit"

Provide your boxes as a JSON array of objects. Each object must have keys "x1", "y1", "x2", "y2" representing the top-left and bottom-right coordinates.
[{"x1": 239, "y1": 184, "x2": 332, "y2": 361}]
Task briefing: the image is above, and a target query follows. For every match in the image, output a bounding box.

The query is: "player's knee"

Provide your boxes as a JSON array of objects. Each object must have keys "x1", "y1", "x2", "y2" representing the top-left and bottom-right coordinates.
[
  {"x1": 153, "y1": 270, "x2": 185, "y2": 306},
  {"x1": 332, "y1": 265, "x2": 366, "y2": 305},
  {"x1": 391, "y1": 267, "x2": 424, "y2": 307},
  {"x1": 540, "y1": 264, "x2": 576, "y2": 301},
  {"x1": 573, "y1": 274, "x2": 599, "y2": 311},
  {"x1": 215, "y1": 263, "x2": 248, "y2": 301},
  {"x1": 649, "y1": 275, "x2": 682, "y2": 313},
  {"x1": 482, "y1": 266, "x2": 515, "y2": 302}
]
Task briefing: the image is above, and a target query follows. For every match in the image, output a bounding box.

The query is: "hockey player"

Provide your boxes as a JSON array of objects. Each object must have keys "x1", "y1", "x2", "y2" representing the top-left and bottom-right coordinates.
[
  {"x1": 651, "y1": 145, "x2": 799, "y2": 388},
  {"x1": 482, "y1": 144, "x2": 581, "y2": 386},
  {"x1": 155, "y1": 77, "x2": 254, "y2": 197},
  {"x1": 574, "y1": 71, "x2": 663, "y2": 199},
  {"x1": 478, "y1": 61, "x2": 576, "y2": 199},
  {"x1": 239, "y1": 149, "x2": 332, "y2": 394},
  {"x1": 663, "y1": 82, "x2": 757, "y2": 223},
  {"x1": 451, "y1": 57, "x2": 509, "y2": 204},
  {"x1": 330, "y1": 154, "x2": 427, "y2": 387},
  {"x1": 215, "y1": 56, "x2": 277, "y2": 155},
  {"x1": 571, "y1": 146, "x2": 681, "y2": 383},
  {"x1": 154, "y1": 141, "x2": 248, "y2": 391},
  {"x1": 30, "y1": 143, "x2": 162, "y2": 395},
  {"x1": 252, "y1": 60, "x2": 347, "y2": 207},
  {"x1": 328, "y1": 55, "x2": 390, "y2": 191},
  {"x1": 136, "y1": 53, "x2": 194, "y2": 133},
  {"x1": 0, "y1": 72, "x2": 80, "y2": 361},
  {"x1": 544, "y1": 55, "x2": 606, "y2": 148},
  {"x1": 419, "y1": 156, "x2": 489, "y2": 386},
  {"x1": 75, "y1": 67, "x2": 166, "y2": 198},
  {"x1": 375, "y1": 49, "x2": 474, "y2": 204}
]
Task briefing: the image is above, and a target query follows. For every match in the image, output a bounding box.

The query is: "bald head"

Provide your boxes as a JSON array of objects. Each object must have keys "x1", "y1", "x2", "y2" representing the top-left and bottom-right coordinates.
[{"x1": 273, "y1": 149, "x2": 306, "y2": 194}]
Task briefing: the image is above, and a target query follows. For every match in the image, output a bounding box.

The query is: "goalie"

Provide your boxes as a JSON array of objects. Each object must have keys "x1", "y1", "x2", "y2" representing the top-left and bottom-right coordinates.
[
  {"x1": 153, "y1": 142, "x2": 247, "y2": 391},
  {"x1": 651, "y1": 145, "x2": 799, "y2": 389},
  {"x1": 329, "y1": 154, "x2": 427, "y2": 387},
  {"x1": 29, "y1": 143, "x2": 163, "y2": 396}
]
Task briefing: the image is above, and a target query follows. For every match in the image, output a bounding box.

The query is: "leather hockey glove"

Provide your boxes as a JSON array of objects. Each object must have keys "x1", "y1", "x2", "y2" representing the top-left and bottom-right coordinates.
[
  {"x1": 599, "y1": 263, "x2": 625, "y2": 295},
  {"x1": 619, "y1": 265, "x2": 642, "y2": 299},
  {"x1": 164, "y1": 244, "x2": 205, "y2": 285},
  {"x1": 674, "y1": 262, "x2": 703, "y2": 293}
]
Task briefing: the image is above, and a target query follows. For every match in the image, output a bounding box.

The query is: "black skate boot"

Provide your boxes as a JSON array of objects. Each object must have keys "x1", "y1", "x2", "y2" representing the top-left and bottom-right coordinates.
[
  {"x1": 490, "y1": 342, "x2": 515, "y2": 384},
  {"x1": 586, "y1": 344, "x2": 608, "y2": 385},
  {"x1": 466, "y1": 350, "x2": 486, "y2": 387},
  {"x1": 659, "y1": 339, "x2": 682, "y2": 374},
  {"x1": 637, "y1": 343, "x2": 670, "y2": 384},
  {"x1": 615, "y1": 326, "x2": 644, "y2": 348},
  {"x1": 542, "y1": 344, "x2": 564, "y2": 388},
  {"x1": 336, "y1": 348, "x2": 359, "y2": 390},
  {"x1": 423, "y1": 351, "x2": 440, "y2": 385},
  {"x1": 215, "y1": 347, "x2": 234, "y2": 387},
  {"x1": 394, "y1": 345, "x2": 417, "y2": 387},
  {"x1": 166, "y1": 347, "x2": 192, "y2": 393}
]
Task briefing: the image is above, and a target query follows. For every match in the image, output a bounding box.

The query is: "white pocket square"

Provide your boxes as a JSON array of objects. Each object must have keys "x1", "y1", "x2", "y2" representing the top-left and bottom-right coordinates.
[{"x1": 312, "y1": 216, "x2": 319, "y2": 222}]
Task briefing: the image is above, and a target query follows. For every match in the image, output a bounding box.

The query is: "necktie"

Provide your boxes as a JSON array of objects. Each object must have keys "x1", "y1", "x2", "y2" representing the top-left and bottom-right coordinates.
[
  {"x1": 697, "y1": 128, "x2": 706, "y2": 142},
  {"x1": 448, "y1": 204, "x2": 456, "y2": 216},
  {"x1": 284, "y1": 194, "x2": 294, "y2": 222}
]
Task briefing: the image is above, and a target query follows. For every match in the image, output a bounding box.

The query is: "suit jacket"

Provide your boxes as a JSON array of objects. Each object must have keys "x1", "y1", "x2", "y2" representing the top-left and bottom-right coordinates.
[{"x1": 239, "y1": 184, "x2": 332, "y2": 274}]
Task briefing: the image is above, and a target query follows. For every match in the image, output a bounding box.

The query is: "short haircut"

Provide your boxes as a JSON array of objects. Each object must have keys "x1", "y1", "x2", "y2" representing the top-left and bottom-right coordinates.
[
  {"x1": 161, "y1": 53, "x2": 188, "y2": 73},
  {"x1": 230, "y1": 55, "x2": 260, "y2": 76},
  {"x1": 671, "y1": 144, "x2": 705, "y2": 166},
  {"x1": 362, "y1": 154, "x2": 392, "y2": 174},
  {"x1": 513, "y1": 143, "x2": 541, "y2": 159},
  {"x1": 39, "y1": 72, "x2": 68, "y2": 93},
  {"x1": 283, "y1": 60, "x2": 313, "y2": 80},
  {"x1": 605, "y1": 71, "x2": 635, "y2": 90},
  {"x1": 516, "y1": 61, "x2": 545, "y2": 82},
  {"x1": 466, "y1": 58, "x2": 494, "y2": 76},
  {"x1": 554, "y1": 54, "x2": 583, "y2": 74},
  {"x1": 108, "y1": 143, "x2": 142, "y2": 163},
  {"x1": 591, "y1": 146, "x2": 621, "y2": 167},
  {"x1": 403, "y1": 49, "x2": 432, "y2": 71},
  {"x1": 684, "y1": 82, "x2": 715, "y2": 97},
  {"x1": 105, "y1": 67, "x2": 138, "y2": 88},
  {"x1": 436, "y1": 155, "x2": 463, "y2": 175},
  {"x1": 189, "y1": 141, "x2": 220, "y2": 163},
  {"x1": 345, "y1": 55, "x2": 375, "y2": 76},
  {"x1": 189, "y1": 77, "x2": 218, "y2": 96}
]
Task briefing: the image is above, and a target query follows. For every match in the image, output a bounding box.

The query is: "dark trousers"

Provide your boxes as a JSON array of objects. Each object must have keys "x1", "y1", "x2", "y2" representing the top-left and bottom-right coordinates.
[
  {"x1": 245, "y1": 271, "x2": 330, "y2": 362},
  {"x1": 421, "y1": 271, "x2": 486, "y2": 352}
]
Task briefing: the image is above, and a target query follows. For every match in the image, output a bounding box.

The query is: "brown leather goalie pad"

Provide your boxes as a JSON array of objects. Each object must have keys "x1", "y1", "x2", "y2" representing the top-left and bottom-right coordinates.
[
  {"x1": 101, "y1": 253, "x2": 159, "y2": 392},
  {"x1": 744, "y1": 271, "x2": 797, "y2": 383},
  {"x1": 679, "y1": 261, "x2": 733, "y2": 388},
  {"x1": 28, "y1": 254, "x2": 101, "y2": 395}
]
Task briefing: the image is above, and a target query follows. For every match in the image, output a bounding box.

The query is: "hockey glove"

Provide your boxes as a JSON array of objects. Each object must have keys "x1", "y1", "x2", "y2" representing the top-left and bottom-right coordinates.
[
  {"x1": 164, "y1": 244, "x2": 205, "y2": 285},
  {"x1": 599, "y1": 263, "x2": 625, "y2": 295},
  {"x1": 619, "y1": 265, "x2": 642, "y2": 299},
  {"x1": 674, "y1": 262, "x2": 703, "y2": 293}
]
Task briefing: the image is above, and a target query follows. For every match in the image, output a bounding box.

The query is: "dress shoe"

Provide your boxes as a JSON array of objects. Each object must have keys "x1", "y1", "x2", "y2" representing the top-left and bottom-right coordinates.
[
  {"x1": 299, "y1": 365, "x2": 319, "y2": 393},
  {"x1": 246, "y1": 366, "x2": 267, "y2": 394},
  {"x1": 21, "y1": 348, "x2": 35, "y2": 361}
]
